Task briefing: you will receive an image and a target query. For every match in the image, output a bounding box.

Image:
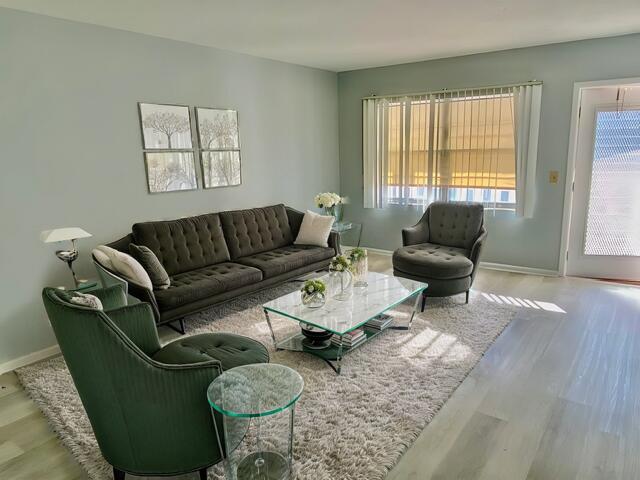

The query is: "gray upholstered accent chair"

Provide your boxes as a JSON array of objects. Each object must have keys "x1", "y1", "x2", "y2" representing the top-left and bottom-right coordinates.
[{"x1": 392, "y1": 202, "x2": 487, "y2": 309}]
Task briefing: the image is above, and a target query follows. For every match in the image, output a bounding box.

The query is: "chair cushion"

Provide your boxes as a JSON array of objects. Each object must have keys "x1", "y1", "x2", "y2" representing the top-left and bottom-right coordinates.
[
  {"x1": 392, "y1": 243, "x2": 473, "y2": 280},
  {"x1": 132, "y1": 213, "x2": 231, "y2": 276},
  {"x1": 236, "y1": 245, "x2": 335, "y2": 278},
  {"x1": 153, "y1": 333, "x2": 269, "y2": 370},
  {"x1": 219, "y1": 204, "x2": 294, "y2": 259},
  {"x1": 427, "y1": 202, "x2": 484, "y2": 249},
  {"x1": 154, "y1": 263, "x2": 262, "y2": 311}
]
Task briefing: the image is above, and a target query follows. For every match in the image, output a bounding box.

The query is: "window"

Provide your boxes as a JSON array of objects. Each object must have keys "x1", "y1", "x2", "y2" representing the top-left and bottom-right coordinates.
[{"x1": 363, "y1": 83, "x2": 542, "y2": 216}]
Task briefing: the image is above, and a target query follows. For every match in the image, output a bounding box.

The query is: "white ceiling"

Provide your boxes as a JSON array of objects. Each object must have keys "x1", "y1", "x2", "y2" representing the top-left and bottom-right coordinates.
[{"x1": 2, "y1": 0, "x2": 640, "y2": 71}]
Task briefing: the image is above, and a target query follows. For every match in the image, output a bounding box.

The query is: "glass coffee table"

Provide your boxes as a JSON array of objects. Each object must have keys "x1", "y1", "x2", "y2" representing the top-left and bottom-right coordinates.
[{"x1": 263, "y1": 272, "x2": 427, "y2": 374}]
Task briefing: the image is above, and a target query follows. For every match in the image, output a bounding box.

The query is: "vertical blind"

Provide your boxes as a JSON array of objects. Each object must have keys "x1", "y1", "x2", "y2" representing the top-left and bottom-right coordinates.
[{"x1": 363, "y1": 83, "x2": 542, "y2": 216}]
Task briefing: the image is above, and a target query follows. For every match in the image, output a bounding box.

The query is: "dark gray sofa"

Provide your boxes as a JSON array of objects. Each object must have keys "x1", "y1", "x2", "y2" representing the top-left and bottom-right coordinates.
[
  {"x1": 392, "y1": 202, "x2": 487, "y2": 307},
  {"x1": 95, "y1": 204, "x2": 337, "y2": 331}
]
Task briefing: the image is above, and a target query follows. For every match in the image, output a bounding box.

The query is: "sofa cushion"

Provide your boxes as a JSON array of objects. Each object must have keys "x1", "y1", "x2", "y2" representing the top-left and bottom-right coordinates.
[
  {"x1": 236, "y1": 245, "x2": 334, "y2": 278},
  {"x1": 392, "y1": 243, "x2": 473, "y2": 280},
  {"x1": 427, "y1": 202, "x2": 484, "y2": 250},
  {"x1": 128, "y1": 244, "x2": 171, "y2": 290},
  {"x1": 132, "y1": 213, "x2": 231, "y2": 276},
  {"x1": 152, "y1": 333, "x2": 269, "y2": 370},
  {"x1": 219, "y1": 204, "x2": 293, "y2": 259},
  {"x1": 154, "y1": 263, "x2": 262, "y2": 311}
]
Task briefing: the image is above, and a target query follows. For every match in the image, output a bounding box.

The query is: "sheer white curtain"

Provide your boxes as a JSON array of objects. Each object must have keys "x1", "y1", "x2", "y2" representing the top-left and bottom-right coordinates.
[
  {"x1": 362, "y1": 83, "x2": 542, "y2": 216},
  {"x1": 513, "y1": 84, "x2": 542, "y2": 218}
]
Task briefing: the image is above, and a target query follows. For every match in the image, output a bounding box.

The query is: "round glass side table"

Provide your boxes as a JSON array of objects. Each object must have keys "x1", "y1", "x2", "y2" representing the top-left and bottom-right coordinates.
[{"x1": 207, "y1": 363, "x2": 304, "y2": 480}]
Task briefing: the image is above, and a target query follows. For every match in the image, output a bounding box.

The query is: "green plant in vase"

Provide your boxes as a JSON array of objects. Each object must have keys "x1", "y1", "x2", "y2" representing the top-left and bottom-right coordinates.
[
  {"x1": 329, "y1": 255, "x2": 352, "y2": 300},
  {"x1": 300, "y1": 279, "x2": 326, "y2": 308},
  {"x1": 348, "y1": 248, "x2": 368, "y2": 288}
]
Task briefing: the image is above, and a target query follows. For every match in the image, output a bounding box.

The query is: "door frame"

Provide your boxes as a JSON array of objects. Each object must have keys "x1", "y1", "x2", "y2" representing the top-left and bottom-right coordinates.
[{"x1": 559, "y1": 76, "x2": 640, "y2": 276}]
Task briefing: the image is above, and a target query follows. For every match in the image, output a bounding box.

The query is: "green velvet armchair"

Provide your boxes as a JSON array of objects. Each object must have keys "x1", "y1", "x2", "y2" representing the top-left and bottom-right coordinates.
[{"x1": 42, "y1": 285, "x2": 269, "y2": 480}]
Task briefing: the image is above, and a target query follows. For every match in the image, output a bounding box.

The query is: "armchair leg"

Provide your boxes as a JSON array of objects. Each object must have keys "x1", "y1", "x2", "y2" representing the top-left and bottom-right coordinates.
[
  {"x1": 113, "y1": 467, "x2": 125, "y2": 480},
  {"x1": 199, "y1": 467, "x2": 208, "y2": 480},
  {"x1": 420, "y1": 293, "x2": 427, "y2": 312},
  {"x1": 465, "y1": 290, "x2": 470, "y2": 304}
]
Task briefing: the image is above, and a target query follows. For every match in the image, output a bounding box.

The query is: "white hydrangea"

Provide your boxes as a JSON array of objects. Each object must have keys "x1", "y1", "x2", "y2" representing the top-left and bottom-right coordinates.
[{"x1": 314, "y1": 192, "x2": 343, "y2": 208}]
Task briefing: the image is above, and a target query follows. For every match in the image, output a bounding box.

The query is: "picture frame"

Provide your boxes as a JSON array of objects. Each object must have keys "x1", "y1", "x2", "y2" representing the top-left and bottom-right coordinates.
[
  {"x1": 138, "y1": 103, "x2": 193, "y2": 150},
  {"x1": 144, "y1": 152, "x2": 198, "y2": 194},
  {"x1": 195, "y1": 107, "x2": 242, "y2": 189}
]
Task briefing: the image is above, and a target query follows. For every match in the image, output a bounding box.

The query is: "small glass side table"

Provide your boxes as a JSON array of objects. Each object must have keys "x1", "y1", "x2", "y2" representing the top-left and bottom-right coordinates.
[
  {"x1": 207, "y1": 364, "x2": 304, "y2": 480},
  {"x1": 331, "y1": 221, "x2": 363, "y2": 253}
]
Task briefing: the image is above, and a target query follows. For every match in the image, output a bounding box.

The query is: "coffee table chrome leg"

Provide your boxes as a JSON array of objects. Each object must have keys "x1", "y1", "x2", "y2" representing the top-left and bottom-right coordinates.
[
  {"x1": 390, "y1": 291, "x2": 422, "y2": 331},
  {"x1": 335, "y1": 335, "x2": 344, "y2": 375},
  {"x1": 263, "y1": 309, "x2": 279, "y2": 349}
]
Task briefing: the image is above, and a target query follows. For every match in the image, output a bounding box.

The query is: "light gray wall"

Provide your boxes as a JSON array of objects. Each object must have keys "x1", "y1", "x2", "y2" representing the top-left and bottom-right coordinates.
[
  {"x1": 0, "y1": 8, "x2": 338, "y2": 367},
  {"x1": 338, "y1": 34, "x2": 640, "y2": 270}
]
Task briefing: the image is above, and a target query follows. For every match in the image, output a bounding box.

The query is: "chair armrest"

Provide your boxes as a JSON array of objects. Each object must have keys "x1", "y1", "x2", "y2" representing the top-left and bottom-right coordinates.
[
  {"x1": 469, "y1": 227, "x2": 488, "y2": 281},
  {"x1": 107, "y1": 302, "x2": 162, "y2": 356},
  {"x1": 93, "y1": 285, "x2": 128, "y2": 311},
  {"x1": 402, "y1": 210, "x2": 430, "y2": 246}
]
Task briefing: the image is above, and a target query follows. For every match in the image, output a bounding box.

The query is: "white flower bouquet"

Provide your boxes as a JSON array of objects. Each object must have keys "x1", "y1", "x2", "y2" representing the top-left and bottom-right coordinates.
[{"x1": 314, "y1": 192, "x2": 343, "y2": 209}]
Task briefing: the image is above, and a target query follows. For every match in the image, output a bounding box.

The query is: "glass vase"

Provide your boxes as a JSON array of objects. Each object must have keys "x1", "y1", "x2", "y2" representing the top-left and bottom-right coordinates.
[
  {"x1": 301, "y1": 291, "x2": 326, "y2": 308},
  {"x1": 330, "y1": 269, "x2": 352, "y2": 301},
  {"x1": 324, "y1": 204, "x2": 343, "y2": 223},
  {"x1": 351, "y1": 257, "x2": 368, "y2": 288}
]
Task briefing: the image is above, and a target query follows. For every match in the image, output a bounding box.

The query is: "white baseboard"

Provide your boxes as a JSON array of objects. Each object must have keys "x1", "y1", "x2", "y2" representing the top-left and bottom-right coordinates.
[
  {"x1": 346, "y1": 245, "x2": 559, "y2": 276},
  {"x1": 479, "y1": 262, "x2": 559, "y2": 277},
  {"x1": 0, "y1": 344, "x2": 60, "y2": 375}
]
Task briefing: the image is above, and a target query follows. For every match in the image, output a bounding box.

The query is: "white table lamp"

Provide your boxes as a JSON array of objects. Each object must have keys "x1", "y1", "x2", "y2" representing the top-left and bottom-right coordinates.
[{"x1": 40, "y1": 227, "x2": 92, "y2": 287}]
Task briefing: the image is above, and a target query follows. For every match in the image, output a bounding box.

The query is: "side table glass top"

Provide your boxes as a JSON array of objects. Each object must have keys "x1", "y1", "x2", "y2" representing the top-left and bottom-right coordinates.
[
  {"x1": 207, "y1": 364, "x2": 304, "y2": 418},
  {"x1": 263, "y1": 271, "x2": 427, "y2": 335}
]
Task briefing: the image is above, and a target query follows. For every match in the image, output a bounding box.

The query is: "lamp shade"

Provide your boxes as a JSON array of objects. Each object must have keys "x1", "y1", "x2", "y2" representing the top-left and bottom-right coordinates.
[{"x1": 40, "y1": 227, "x2": 92, "y2": 243}]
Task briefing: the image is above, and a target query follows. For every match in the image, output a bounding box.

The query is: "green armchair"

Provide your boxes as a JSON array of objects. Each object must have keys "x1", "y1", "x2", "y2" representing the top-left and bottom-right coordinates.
[{"x1": 42, "y1": 285, "x2": 269, "y2": 480}]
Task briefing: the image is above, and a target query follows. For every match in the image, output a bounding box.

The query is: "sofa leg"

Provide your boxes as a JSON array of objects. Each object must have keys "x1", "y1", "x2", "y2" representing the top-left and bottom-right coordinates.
[
  {"x1": 113, "y1": 467, "x2": 125, "y2": 480},
  {"x1": 199, "y1": 467, "x2": 208, "y2": 480},
  {"x1": 167, "y1": 318, "x2": 186, "y2": 335},
  {"x1": 465, "y1": 290, "x2": 470, "y2": 304},
  {"x1": 420, "y1": 293, "x2": 427, "y2": 312}
]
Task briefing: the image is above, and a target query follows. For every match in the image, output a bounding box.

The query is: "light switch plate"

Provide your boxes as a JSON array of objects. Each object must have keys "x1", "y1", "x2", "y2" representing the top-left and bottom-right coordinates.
[{"x1": 549, "y1": 170, "x2": 559, "y2": 184}]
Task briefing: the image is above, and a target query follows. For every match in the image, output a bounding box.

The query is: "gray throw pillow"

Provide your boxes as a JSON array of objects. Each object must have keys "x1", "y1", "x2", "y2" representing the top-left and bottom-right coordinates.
[{"x1": 129, "y1": 244, "x2": 171, "y2": 290}]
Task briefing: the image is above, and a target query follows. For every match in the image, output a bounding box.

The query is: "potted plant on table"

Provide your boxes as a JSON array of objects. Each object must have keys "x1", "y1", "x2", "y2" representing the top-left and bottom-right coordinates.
[
  {"x1": 300, "y1": 279, "x2": 327, "y2": 308},
  {"x1": 349, "y1": 247, "x2": 368, "y2": 288},
  {"x1": 329, "y1": 255, "x2": 352, "y2": 301}
]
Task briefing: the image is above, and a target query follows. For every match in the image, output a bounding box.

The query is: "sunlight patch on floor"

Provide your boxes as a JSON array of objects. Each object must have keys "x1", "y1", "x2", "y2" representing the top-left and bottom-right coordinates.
[{"x1": 481, "y1": 292, "x2": 566, "y2": 313}]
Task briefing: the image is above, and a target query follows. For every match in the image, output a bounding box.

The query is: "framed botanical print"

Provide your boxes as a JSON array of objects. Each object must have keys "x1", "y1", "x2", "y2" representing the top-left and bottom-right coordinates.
[
  {"x1": 195, "y1": 107, "x2": 242, "y2": 188},
  {"x1": 144, "y1": 152, "x2": 197, "y2": 193},
  {"x1": 138, "y1": 103, "x2": 193, "y2": 149},
  {"x1": 138, "y1": 103, "x2": 197, "y2": 193}
]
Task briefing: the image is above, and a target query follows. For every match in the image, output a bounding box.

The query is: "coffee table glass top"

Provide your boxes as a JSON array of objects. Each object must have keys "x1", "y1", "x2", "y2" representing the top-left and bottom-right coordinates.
[
  {"x1": 207, "y1": 364, "x2": 303, "y2": 418},
  {"x1": 263, "y1": 272, "x2": 427, "y2": 335}
]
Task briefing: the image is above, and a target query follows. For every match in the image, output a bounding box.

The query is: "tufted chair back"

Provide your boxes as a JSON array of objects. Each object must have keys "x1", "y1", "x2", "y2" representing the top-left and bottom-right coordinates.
[
  {"x1": 132, "y1": 214, "x2": 231, "y2": 276},
  {"x1": 427, "y1": 202, "x2": 484, "y2": 250},
  {"x1": 219, "y1": 204, "x2": 294, "y2": 259}
]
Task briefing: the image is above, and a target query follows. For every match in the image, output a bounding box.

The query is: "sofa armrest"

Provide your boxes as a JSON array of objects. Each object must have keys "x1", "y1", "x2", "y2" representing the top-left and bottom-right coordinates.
[
  {"x1": 285, "y1": 206, "x2": 305, "y2": 238},
  {"x1": 93, "y1": 285, "x2": 128, "y2": 311},
  {"x1": 402, "y1": 210, "x2": 430, "y2": 246},
  {"x1": 469, "y1": 227, "x2": 488, "y2": 281},
  {"x1": 107, "y1": 302, "x2": 162, "y2": 357},
  {"x1": 328, "y1": 231, "x2": 340, "y2": 255}
]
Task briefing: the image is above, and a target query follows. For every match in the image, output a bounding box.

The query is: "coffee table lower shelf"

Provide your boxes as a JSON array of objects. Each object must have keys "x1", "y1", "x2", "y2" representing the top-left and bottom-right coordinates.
[{"x1": 274, "y1": 328, "x2": 388, "y2": 374}]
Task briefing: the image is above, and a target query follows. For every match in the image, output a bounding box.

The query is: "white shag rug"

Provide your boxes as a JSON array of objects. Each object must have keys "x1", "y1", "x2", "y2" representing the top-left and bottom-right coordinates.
[{"x1": 17, "y1": 284, "x2": 516, "y2": 480}]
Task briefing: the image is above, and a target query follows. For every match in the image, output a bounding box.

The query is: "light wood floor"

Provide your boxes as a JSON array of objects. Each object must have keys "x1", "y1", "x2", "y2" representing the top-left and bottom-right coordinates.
[{"x1": 1, "y1": 253, "x2": 639, "y2": 480}]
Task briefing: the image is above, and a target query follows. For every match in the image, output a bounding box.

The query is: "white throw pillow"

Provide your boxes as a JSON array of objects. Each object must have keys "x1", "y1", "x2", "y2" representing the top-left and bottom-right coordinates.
[
  {"x1": 92, "y1": 248, "x2": 113, "y2": 270},
  {"x1": 294, "y1": 210, "x2": 335, "y2": 247},
  {"x1": 95, "y1": 245, "x2": 153, "y2": 290},
  {"x1": 70, "y1": 292, "x2": 103, "y2": 310}
]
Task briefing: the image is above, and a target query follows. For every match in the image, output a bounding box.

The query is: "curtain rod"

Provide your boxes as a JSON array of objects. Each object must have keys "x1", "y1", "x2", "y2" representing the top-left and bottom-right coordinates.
[{"x1": 361, "y1": 80, "x2": 542, "y2": 101}]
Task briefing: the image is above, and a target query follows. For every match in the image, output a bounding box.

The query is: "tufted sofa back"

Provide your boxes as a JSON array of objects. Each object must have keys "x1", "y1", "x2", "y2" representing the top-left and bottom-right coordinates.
[
  {"x1": 132, "y1": 214, "x2": 231, "y2": 276},
  {"x1": 219, "y1": 204, "x2": 293, "y2": 259},
  {"x1": 427, "y1": 202, "x2": 484, "y2": 250}
]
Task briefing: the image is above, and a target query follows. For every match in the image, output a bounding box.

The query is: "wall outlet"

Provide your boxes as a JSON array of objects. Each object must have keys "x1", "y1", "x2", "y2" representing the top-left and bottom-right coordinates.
[{"x1": 549, "y1": 170, "x2": 559, "y2": 184}]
